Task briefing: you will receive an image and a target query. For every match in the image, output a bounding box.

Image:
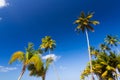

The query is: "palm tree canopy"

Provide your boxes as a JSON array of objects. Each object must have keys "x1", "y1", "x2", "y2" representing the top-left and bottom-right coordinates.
[
  {"x1": 25, "y1": 43, "x2": 43, "y2": 71},
  {"x1": 74, "y1": 11, "x2": 99, "y2": 33},
  {"x1": 28, "y1": 57, "x2": 54, "y2": 77},
  {"x1": 9, "y1": 43, "x2": 43, "y2": 71},
  {"x1": 100, "y1": 43, "x2": 111, "y2": 51},
  {"x1": 105, "y1": 35, "x2": 120, "y2": 46},
  {"x1": 40, "y1": 36, "x2": 56, "y2": 52}
]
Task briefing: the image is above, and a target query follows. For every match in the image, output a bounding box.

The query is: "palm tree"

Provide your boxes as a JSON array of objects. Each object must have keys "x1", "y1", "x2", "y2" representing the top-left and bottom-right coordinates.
[
  {"x1": 9, "y1": 43, "x2": 42, "y2": 80},
  {"x1": 105, "y1": 35, "x2": 120, "y2": 46},
  {"x1": 40, "y1": 36, "x2": 60, "y2": 80},
  {"x1": 40, "y1": 36, "x2": 56, "y2": 52},
  {"x1": 105, "y1": 35, "x2": 120, "y2": 52},
  {"x1": 28, "y1": 56, "x2": 54, "y2": 80},
  {"x1": 74, "y1": 11, "x2": 99, "y2": 79}
]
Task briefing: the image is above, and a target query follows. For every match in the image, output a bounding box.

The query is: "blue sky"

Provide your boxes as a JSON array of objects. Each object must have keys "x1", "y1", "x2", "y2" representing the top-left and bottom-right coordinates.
[{"x1": 0, "y1": 0, "x2": 120, "y2": 80}]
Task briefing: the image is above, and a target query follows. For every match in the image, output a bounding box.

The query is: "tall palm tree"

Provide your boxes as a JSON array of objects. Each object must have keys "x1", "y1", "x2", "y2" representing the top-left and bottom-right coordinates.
[
  {"x1": 9, "y1": 43, "x2": 42, "y2": 80},
  {"x1": 40, "y1": 36, "x2": 60, "y2": 80},
  {"x1": 74, "y1": 11, "x2": 99, "y2": 79},
  {"x1": 28, "y1": 56, "x2": 54, "y2": 80}
]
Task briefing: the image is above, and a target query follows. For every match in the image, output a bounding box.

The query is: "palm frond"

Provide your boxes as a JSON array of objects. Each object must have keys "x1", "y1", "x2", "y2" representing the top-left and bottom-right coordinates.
[
  {"x1": 26, "y1": 43, "x2": 34, "y2": 52},
  {"x1": 28, "y1": 54, "x2": 43, "y2": 71},
  {"x1": 9, "y1": 51, "x2": 25, "y2": 64},
  {"x1": 90, "y1": 20, "x2": 100, "y2": 25},
  {"x1": 28, "y1": 64, "x2": 44, "y2": 77},
  {"x1": 45, "y1": 57, "x2": 54, "y2": 72},
  {"x1": 80, "y1": 11, "x2": 85, "y2": 18},
  {"x1": 87, "y1": 12, "x2": 94, "y2": 19},
  {"x1": 74, "y1": 19, "x2": 80, "y2": 24},
  {"x1": 101, "y1": 71, "x2": 108, "y2": 78},
  {"x1": 87, "y1": 25, "x2": 94, "y2": 32}
]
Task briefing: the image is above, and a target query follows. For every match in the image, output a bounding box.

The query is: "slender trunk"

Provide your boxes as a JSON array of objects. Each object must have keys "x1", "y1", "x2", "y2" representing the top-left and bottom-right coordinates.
[
  {"x1": 85, "y1": 29, "x2": 94, "y2": 80},
  {"x1": 18, "y1": 65, "x2": 26, "y2": 80},
  {"x1": 49, "y1": 49, "x2": 60, "y2": 80},
  {"x1": 52, "y1": 62, "x2": 60, "y2": 80},
  {"x1": 99, "y1": 77, "x2": 103, "y2": 80},
  {"x1": 97, "y1": 75, "x2": 102, "y2": 80},
  {"x1": 114, "y1": 71, "x2": 118, "y2": 80},
  {"x1": 42, "y1": 75, "x2": 45, "y2": 80}
]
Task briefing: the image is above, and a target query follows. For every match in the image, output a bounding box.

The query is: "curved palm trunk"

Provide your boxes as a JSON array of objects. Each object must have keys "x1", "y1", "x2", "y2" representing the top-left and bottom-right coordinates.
[
  {"x1": 18, "y1": 65, "x2": 26, "y2": 80},
  {"x1": 49, "y1": 50, "x2": 60, "y2": 80},
  {"x1": 85, "y1": 29, "x2": 94, "y2": 80}
]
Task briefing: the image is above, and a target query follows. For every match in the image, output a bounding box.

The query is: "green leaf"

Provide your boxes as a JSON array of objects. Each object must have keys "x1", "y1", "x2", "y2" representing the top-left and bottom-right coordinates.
[
  {"x1": 28, "y1": 54, "x2": 43, "y2": 71},
  {"x1": 9, "y1": 51, "x2": 25, "y2": 64},
  {"x1": 91, "y1": 21, "x2": 100, "y2": 25}
]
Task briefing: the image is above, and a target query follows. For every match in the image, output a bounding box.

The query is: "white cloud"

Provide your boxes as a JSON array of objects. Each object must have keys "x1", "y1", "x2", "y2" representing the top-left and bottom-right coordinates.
[
  {"x1": 0, "y1": 0, "x2": 9, "y2": 8},
  {"x1": 0, "y1": 66, "x2": 17, "y2": 72},
  {"x1": 42, "y1": 54, "x2": 61, "y2": 61}
]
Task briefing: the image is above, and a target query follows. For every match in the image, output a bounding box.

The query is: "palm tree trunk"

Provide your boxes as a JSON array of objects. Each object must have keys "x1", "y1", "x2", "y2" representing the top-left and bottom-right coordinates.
[
  {"x1": 49, "y1": 50, "x2": 60, "y2": 80},
  {"x1": 97, "y1": 75, "x2": 102, "y2": 80},
  {"x1": 52, "y1": 62, "x2": 60, "y2": 80},
  {"x1": 18, "y1": 65, "x2": 26, "y2": 80},
  {"x1": 99, "y1": 77, "x2": 102, "y2": 80},
  {"x1": 115, "y1": 71, "x2": 118, "y2": 80},
  {"x1": 42, "y1": 75, "x2": 45, "y2": 80},
  {"x1": 85, "y1": 29, "x2": 94, "y2": 80}
]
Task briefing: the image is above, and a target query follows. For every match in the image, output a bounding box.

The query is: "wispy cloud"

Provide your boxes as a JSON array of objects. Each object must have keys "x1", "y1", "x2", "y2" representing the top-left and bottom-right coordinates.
[
  {"x1": 0, "y1": 66, "x2": 17, "y2": 72},
  {"x1": 42, "y1": 54, "x2": 61, "y2": 61},
  {"x1": 0, "y1": 0, "x2": 9, "y2": 8}
]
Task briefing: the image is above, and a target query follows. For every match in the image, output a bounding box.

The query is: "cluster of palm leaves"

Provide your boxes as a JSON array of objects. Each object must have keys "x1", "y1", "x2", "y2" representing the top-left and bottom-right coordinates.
[
  {"x1": 80, "y1": 35, "x2": 120, "y2": 80},
  {"x1": 9, "y1": 36, "x2": 56, "y2": 80}
]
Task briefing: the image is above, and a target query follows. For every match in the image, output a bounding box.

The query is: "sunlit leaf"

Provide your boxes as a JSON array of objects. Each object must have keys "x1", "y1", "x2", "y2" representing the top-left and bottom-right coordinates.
[{"x1": 9, "y1": 51, "x2": 24, "y2": 64}]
